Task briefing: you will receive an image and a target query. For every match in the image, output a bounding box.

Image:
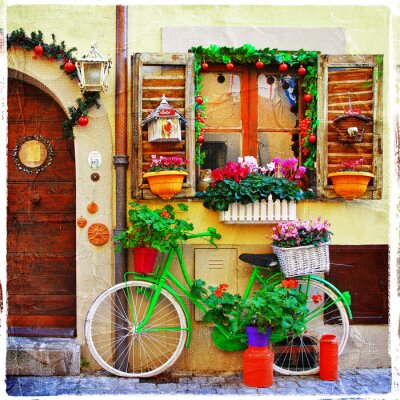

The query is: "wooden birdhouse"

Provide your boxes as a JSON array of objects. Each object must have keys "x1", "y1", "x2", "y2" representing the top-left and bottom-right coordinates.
[{"x1": 141, "y1": 95, "x2": 187, "y2": 142}]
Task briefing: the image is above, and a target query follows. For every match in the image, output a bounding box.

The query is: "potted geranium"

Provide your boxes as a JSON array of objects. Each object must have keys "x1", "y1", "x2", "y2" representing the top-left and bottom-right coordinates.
[
  {"x1": 115, "y1": 202, "x2": 194, "y2": 273},
  {"x1": 242, "y1": 278, "x2": 308, "y2": 347},
  {"x1": 197, "y1": 156, "x2": 310, "y2": 223},
  {"x1": 143, "y1": 155, "x2": 189, "y2": 200},
  {"x1": 327, "y1": 157, "x2": 374, "y2": 200},
  {"x1": 271, "y1": 217, "x2": 332, "y2": 277}
]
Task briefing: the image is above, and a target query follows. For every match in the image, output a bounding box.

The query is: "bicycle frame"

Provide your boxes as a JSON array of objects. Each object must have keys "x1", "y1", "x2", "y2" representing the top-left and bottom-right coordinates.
[{"x1": 123, "y1": 231, "x2": 352, "y2": 348}]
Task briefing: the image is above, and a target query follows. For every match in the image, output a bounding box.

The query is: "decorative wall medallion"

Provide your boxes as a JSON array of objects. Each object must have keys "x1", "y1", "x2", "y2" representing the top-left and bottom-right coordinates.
[
  {"x1": 91, "y1": 172, "x2": 100, "y2": 181},
  {"x1": 87, "y1": 202, "x2": 98, "y2": 214},
  {"x1": 88, "y1": 223, "x2": 110, "y2": 246},
  {"x1": 13, "y1": 135, "x2": 54, "y2": 174},
  {"x1": 88, "y1": 151, "x2": 102, "y2": 169},
  {"x1": 76, "y1": 216, "x2": 87, "y2": 228}
]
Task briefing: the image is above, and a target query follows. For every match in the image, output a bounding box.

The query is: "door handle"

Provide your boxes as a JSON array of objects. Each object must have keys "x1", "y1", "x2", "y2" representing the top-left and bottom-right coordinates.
[{"x1": 30, "y1": 193, "x2": 41, "y2": 204}]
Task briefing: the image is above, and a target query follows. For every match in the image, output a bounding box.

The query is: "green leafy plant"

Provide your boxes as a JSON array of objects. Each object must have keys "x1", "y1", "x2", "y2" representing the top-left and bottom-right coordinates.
[
  {"x1": 242, "y1": 279, "x2": 308, "y2": 336},
  {"x1": 197, "y1": 156, "x2": 306, "y2": 212},
  {"x1": 191, "y1": 281, "x2": 244, "y2": 336},
  {"x1": 191, "y1": 278, "x2": 308, "y2": 337},
  {"x1": 115, "y1": 202, "x2": 194, "y2": 253}
]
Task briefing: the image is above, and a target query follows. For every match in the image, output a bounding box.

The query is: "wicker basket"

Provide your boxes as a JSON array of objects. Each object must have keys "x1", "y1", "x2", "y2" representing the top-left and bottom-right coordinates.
[
  {"x1": 333, "y1": 113, "x2": 372, "y2": 144},
  {"x1": 272, "y1": 242, "x2": 330, "y2": 277}
]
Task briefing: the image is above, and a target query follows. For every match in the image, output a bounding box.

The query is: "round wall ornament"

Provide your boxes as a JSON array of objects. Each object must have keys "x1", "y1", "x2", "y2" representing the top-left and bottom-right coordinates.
[
  {"x1": 13, "y1": 135, "x2": 54, "y2": 174},
  {"x1": 88, "y1": 223, "x2": 110, "y2": 246}
]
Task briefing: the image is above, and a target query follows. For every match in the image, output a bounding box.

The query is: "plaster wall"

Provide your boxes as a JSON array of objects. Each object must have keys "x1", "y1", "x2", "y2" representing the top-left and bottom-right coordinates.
[{"x1": 6, "y1": 4, "x2": 392, "y2": 372}]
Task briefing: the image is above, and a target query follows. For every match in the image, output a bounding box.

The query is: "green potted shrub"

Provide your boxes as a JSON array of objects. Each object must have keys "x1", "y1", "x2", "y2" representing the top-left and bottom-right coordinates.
[
  {"x1": 327, "y1": 157, "x2": 374, "y2": 200},
  {"x1": 143, "y1": 155, "x2": 189, "y2": 200},
  {"x1": 115, "y1": 202, "x2": 194, "y2": 273},
  {"x1": 197, "y1": 156, "x2": 311, "y2": 223},
  {"x1": 242, "y1": 279, "x2": 308, "y2": 346}
]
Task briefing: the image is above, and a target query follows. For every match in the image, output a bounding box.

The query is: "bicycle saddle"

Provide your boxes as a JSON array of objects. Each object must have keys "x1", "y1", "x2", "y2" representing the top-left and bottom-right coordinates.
[{"x1": 239, "y1": 253, "x2": 278, "y2": 268}]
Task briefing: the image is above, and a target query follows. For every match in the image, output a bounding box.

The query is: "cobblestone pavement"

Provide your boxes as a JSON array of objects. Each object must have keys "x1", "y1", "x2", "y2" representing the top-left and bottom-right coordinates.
[{"x1": 5, "y1": 368, "x2": 393, "y2": 398}]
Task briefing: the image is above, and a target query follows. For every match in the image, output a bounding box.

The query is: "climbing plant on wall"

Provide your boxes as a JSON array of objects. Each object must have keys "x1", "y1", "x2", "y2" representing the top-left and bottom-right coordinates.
[
  {"x1": 7, "y1": 28, "x2": 101, "y2": 139},
  {"x1": 189, "y1": 44, "x2": 319, "y2": 168}
]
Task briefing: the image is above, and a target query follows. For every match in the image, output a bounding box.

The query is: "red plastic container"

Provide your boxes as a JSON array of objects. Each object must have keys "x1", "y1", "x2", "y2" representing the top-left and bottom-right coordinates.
[
  {"x1": 132, "y1": 248, "x2": 158, "y2": 274},
  {"x1": 319, "y1": 334, "x2": 339, "y2": 380},
  {"x1": 243, "y1": 346, "x2": 274, "y2": 388}
]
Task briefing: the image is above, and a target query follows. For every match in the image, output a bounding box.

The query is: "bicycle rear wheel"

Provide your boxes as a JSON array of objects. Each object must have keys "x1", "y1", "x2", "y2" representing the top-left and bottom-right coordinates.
[
  {"x1": 85, "y1": 280, "x2": 187, "y2": 377},
  {"x1": 270, "y1": 278, "x2": 350, "y2": 375}
]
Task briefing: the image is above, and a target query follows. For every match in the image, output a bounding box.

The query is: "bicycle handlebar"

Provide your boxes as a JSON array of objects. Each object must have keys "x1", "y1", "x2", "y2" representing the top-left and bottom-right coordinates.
[{"x1": 183, "y1": 227, "x2": 221, "y2": 246}]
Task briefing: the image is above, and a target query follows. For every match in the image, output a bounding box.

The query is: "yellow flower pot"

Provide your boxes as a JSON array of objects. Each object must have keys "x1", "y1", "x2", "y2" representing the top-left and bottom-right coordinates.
[
  {"x1": 327, "y1": 171, "x2": 374, "y2": 200},
  {"x1": 143, "y1": 170, "x2": 188, "y2": 200}
]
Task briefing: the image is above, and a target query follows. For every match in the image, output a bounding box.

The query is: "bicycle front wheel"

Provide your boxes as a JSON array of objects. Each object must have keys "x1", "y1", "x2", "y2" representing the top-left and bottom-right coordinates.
[
  {"x1": 270, "y1": 278, "x2": 350, "y2": 375},
  {"x1": 85, "y1": 281, "x2": 187, "y2": 378}
]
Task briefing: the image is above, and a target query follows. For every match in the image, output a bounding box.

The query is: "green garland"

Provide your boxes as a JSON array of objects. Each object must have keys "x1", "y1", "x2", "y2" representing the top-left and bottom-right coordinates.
[
  {"x1": 7, "y1": 28, "x2": 101, "y2": 139},
  {"x1": 190, "y1": 44, "x2": 319, "y2": 168}
]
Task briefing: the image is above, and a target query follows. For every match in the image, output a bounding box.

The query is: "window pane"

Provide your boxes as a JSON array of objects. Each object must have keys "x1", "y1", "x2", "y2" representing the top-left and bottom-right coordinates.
[
  {"x1": 258, "y1": 132, "x2": 296, "y2": 166},
  {"x1": 199, "y1": 72, "x2": 242, "y2": 128},
  {"x1": 258, "y1": 74, "x2": 297, "y2": 129}
]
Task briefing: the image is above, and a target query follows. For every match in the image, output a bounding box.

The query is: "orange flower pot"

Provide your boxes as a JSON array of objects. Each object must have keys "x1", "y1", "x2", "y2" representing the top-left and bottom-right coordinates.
[
  {"x1": 143, "y1": 170, "x2": 188, "y2": 200},
  {"x1": 327, "y1": 171, "x2": 374, "y2": 200}
]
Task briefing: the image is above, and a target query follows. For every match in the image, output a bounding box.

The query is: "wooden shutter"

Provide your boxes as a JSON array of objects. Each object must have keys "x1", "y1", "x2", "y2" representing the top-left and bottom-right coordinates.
[
  {"x1": 328, "y1": 245, "x2": 388, "y2": 324},
  {"x1": 132, "y1": 53, "x2": 195, "y2": 199},
  {"x1": 317, "y1": 55, "x2": 383, "y2": 199}
]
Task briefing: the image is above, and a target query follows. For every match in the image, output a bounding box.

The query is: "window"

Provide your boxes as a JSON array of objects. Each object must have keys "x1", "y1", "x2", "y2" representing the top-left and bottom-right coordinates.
[{"x1": 199, "y1": 65, "x2": 303, "y2": 170}]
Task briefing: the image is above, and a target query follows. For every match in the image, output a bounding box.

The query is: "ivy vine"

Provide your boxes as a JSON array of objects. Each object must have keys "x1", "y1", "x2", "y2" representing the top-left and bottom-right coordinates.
[
  {"x1": 190, "y1": 44, "x2": 319, "y2": 168},
  {"x1": 7, "y1": 28, "x2": 101, "y2": 140}
]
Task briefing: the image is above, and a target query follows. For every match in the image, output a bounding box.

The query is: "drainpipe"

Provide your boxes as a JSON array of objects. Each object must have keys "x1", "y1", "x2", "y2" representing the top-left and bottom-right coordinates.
[
  {"x1": 113, "y1": 5, "x2": 128, "y2": 371},
  {"x1": 114, "y1": 5, "x2": 128, "y2": 285}
]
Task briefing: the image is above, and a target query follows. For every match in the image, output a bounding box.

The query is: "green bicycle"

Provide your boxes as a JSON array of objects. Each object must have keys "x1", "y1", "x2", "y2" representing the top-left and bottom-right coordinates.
[{"x1": 85, "y1": 228, "x2": 352, "y2": 378}]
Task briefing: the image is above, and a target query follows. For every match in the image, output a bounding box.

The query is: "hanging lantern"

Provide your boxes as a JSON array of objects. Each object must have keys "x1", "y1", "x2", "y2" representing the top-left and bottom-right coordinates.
[
  {"x1": 75, "y1": 42, "x2": 112, "y2": 93},
  {"x1": 141, "y1": 95, "x2": 187, "y2": 142}
]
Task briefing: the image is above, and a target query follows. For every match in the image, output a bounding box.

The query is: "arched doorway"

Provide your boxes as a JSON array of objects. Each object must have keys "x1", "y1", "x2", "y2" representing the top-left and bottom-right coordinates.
[{"x1": 7, "y1": 78, "x2": 76, "y2": 337}]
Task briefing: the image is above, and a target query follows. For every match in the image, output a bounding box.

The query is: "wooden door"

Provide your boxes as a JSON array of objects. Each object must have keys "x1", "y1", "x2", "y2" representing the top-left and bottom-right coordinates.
[{"x1": 7, "y1": 78, "x2": 76, "y2": 337}]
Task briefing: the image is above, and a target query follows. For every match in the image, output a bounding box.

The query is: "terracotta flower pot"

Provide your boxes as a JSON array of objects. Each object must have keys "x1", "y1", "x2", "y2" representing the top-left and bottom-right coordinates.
[
  {"x1": 327, "y1": 171, "x2": 374, "y2": 200},
  {"x1": 143, "y1": 170, "x2": 188, "y2": 200}
]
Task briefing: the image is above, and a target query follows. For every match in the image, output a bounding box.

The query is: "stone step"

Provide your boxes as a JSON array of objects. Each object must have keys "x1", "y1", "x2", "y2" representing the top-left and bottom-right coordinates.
[{"x1": 7, "y1": 337, "x2": 80, "y2": 376}]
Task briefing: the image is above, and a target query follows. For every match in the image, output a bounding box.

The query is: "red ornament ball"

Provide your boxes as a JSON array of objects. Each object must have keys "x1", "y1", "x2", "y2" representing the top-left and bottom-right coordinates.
[
  {"x1": 255, "y1": 60, "x2": 264, "y2": 69},
  {"x1": 78, "y1": 115, "x2": 89, "y2": 127},
  {"x1": 64, "y1": 60, "x2": 76, "y2": 72},
  {"x1": 226, "y1": 62, "x2": 234, "y2": 71},
  {"x1": 298, "y1": 65, "x2": 307, "y2": 76},
  {"x1": 303, "y1": 93, "x2": 313, "y2": 103},
  {"x1": 34, "y1": 45, "x2": 44, "y2": 57},
  {"x1": 201, "y1": 62, "x2": 209, "y2": 70},
  {"x1": 197, "y1": 134, "x2": 205, "y2": 143},
  {"x1": 195, "y1": 96, "x2": 203, "y2": 105},
  {"x1": 279, "y1": 62, "x2": 288, "y2": 72},
  {"x1": 308, "y1": 134, "x2": 317, "y2": 144}
]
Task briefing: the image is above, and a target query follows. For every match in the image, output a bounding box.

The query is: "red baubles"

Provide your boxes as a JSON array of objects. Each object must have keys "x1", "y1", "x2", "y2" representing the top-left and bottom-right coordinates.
[
  {"x1": 298, "y1": 65, "x2": 307, "y2": 76},
  {"x1": 201, "y1": 62, "x2": 209, "y2": 70},
  {"x1": 308, "y1": 134, "x2": 317, "y2": 144},
  {"x1": 255, "y1": 59, "x2": 264, "y2": 69},
  {"x1": 195, "y1": 96, "x2": 203, "y2": 105},
  {"x1": 197, "y1": 134, "x2": 205, "y2": 143},
  {"x1": 34, "y1": 45, "x2": 44, "y2": 57},
  {"x1": 278, "y1": 62, "x2": 288, "y2": 72},
  {"x1": 78, "y1": 115, "x2": 89, "y2": 126},
  {"x1": 303, "y1": 93, "x2": 313, "y2": 103},
  {"x1": 226, "y1": 62, "x2": 234, "y2": 71},
  {"x1": 64, "y1": 60, "x2": 76, "y2": 72}
]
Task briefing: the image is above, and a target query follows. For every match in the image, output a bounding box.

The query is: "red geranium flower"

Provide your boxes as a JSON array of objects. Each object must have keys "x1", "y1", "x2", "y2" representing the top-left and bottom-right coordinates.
[
  {"x1": 312, "y1": 294, "x2": 323, "y2": 304},
  {"x1": 160, "y1": 210, "x2": 171, "y2": 218},
  {"x1": 214, "y1": 288, "x2": 223, "y2": 298}
]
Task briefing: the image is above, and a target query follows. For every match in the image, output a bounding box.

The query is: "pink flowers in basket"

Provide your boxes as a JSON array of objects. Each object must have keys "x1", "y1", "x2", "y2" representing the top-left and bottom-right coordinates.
[{"x1": 272, "y1": 217, "x2": 332, "y2": 248}]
